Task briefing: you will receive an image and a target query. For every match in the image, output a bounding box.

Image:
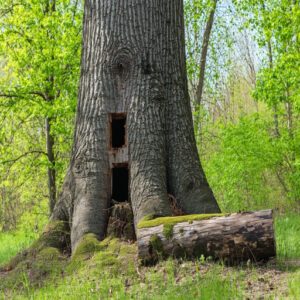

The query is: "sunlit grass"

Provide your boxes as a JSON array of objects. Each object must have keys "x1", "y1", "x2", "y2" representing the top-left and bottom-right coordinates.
[
  {"x1": 5, "y1": 259, "x2": 245, "y2": 300},
  {"x1": 0, "y1": 231, "x2": 37, "y2": 266},
  {"x1": 289, "y1": 269, "x2": 300, "y2": 298},
  {"x1": 0, "y1": 213, "x2": 299, "y2": 299},
  {"x1": 275, "y1": 214, "x2": 300, "y2": 259}
]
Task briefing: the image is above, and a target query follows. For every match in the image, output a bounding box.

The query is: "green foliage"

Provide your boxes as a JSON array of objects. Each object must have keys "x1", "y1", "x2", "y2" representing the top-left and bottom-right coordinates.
[
  {"x1": 192, "y1": 0, "x2": 300, "y2": 213},
  {"x1": 202, "y1": 115, "x2": 279, "y2": 210},
  {"x1": 185, "y1": 0, "x2": 233, "y2": 103},
  {"x1": 0, "y1": 0, "x2": 82, "y2": 230},
  {"x1": 202, "y1": 114, "x2": 300, "y2": 211},
  {"x1": 182, "y1": 1, "x2": 300, "y2": 219}
]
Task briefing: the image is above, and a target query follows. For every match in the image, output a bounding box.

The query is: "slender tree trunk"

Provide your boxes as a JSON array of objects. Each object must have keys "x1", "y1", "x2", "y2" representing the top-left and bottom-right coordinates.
[
  {"x1": 285, "y1": 92, "x2": 293, "y2": 139},
  {"x1": 44, "y1": 0, "x2": 57, "y2": 214},
  {"x1": 195, "y1": 0, "x2": 217, "y2": 105},
  {"x1": 266, "y1": 15, "x2": 280, "y2": 138},
  {"x1": 51, "y1": 0, "x2": 220, "y2": 252},
  {"x1": 45, "y1": 117, "x2": 56, "y2": 214}
]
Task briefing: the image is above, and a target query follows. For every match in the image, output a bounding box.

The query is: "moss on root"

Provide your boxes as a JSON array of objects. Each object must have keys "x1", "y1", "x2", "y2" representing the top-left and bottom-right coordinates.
[
  {"x1": 138, "y1": 213, "x2": 225, "y2": 229},
  {"x1": 1, "y1": 233, "x2": 137, "y2": 292},
  {"x1": 71, "y1": 235, "x2": 135, "y2": 262},
  {"x1": 72, "y1": 233, "x2": 104, "y2": 258},
  {"x1": 141, "y1": 214, "x2": 156, "y2": 222},
  {"x1": 68, "y1": 236, "x2": 137, "y2": 275},
  {"x1": 31, "y1": 220, "x2": 70, "y2": 251}
]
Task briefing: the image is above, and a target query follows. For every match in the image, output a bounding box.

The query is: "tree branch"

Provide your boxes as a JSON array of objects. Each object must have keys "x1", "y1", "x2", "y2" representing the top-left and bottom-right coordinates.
[
  {"x1": 0, "y1": 91, "x2": 48, "y2": 101},
  {"x1": 1, "y1": 150, "x2": 48, "y2": 165}
]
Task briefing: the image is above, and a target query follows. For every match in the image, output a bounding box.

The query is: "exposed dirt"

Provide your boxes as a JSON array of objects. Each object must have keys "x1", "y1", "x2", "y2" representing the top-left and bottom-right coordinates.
[{"x1": 243, "y1": 266, "x2": 289, "y2": 299}]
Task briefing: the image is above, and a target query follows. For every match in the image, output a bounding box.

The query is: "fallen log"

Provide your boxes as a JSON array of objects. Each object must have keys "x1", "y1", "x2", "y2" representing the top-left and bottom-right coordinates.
[{"x1": 137, "y1": 210, "x2": 276, "y2": 263}]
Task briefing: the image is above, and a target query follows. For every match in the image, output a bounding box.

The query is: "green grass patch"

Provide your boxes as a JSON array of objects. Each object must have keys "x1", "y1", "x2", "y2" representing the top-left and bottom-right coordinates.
[
  {"x1": 0, "y1": 231, "x2": 38, "y2": 266},
  {"x1": 275, "y1": 214, "x2": 300, "y2": 259},
  {"x1": 0, "y1": 213, "x2": 299, "y2": 299},
  {"x1": 2, "y1": 257, "x2": 246, "y2": 299},
  {"x1": 289, "y1": 269, "x2": 300, "y2": 297}
]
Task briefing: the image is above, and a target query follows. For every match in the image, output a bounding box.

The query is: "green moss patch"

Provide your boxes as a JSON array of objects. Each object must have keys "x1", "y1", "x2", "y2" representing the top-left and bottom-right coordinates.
[
  {"x1": 72, "y1": 233, "x2": 104, "y2": 258},
  {"x1": 68, "y1": 236, "x2": 137, "y2": 276},
  {"x1": 1, "y1": 234, "x2": 137, "y2": 293},
  {"x1": 138, "y1": 213, "x2": 225, "y2": 229},
  {"x1": 163, "y1": 224, "x2": 174, "y2": 239},
  {"x1": 141, "y1": 214, "x2": 156, "y2": 222},
  {"x1": 150, "y1": 234, "x2": 164, "y2": 255},
  {"x1": 31, "y1": 220, "x2": 70, "y2": 251}
]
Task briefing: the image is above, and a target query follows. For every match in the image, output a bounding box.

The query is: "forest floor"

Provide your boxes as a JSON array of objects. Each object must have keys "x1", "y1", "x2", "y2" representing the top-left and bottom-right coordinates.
[{"x1": 0, "y1": 214, "x2": 299, "y2": 299}]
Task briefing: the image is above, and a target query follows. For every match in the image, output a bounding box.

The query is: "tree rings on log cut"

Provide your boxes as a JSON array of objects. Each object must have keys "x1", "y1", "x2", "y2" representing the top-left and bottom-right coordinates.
[{"x1": 137, "y1": 210, "x2": 276, "y2": 264}]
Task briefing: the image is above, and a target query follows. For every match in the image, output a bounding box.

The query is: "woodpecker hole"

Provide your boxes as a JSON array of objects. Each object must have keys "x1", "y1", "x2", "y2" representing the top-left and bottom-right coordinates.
[
  {"x1": 111, "y1": 113, "x2": 126, "y2": 149},
  {"x1": 111, "y1": 165, "x2": 129, "y2": 202}
]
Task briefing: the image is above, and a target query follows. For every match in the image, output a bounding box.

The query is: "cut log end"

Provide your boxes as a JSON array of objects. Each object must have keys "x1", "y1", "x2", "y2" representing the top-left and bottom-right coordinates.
[{"x1": 137, "y1": 210, "x2": 276, "y2": 264}]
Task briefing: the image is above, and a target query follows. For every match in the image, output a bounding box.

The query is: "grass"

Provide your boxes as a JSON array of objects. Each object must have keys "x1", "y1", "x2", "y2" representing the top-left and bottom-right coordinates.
[
  {"x1": 28, "y1": 263, "x2": 244, "y2": 300},
  {"x1": 275, "y1": 214, "x2": 300, "y2": 259},
  {"x1": 0, "y1": 213, "x2": 299, "y2": 299},
  {"x1": 0, "y1": 230, "x2": 38, "y2": 266},
  {"x1": 1, "y1": 249, "x2": 246, "y2": 300}
]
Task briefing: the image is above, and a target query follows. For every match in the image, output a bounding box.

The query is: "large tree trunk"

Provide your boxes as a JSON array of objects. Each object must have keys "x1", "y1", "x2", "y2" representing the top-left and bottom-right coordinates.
[{"x1": 51, "y1": 0, "x2": 220, "y2": 252}]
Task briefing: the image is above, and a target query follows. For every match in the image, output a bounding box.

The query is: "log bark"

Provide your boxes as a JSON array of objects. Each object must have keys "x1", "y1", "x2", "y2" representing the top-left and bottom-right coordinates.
[{"x1": 137, "y1": 210, "x2": 276, "y2": 263}]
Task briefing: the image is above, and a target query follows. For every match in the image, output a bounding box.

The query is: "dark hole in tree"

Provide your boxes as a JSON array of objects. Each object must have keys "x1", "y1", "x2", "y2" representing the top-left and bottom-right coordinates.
[
  {"x1": 112, "y1": 166, "x2": 128, "y2": 202},
  {"x1": 111, "y1": 114, "x2": 126, "y2": 148}
]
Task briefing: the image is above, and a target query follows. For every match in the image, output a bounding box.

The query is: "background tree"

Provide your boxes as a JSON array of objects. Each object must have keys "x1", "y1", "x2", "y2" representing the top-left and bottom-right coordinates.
[
  {"x1": 0, "y1": 0, "x2": 82, "y2": 228},
  {"x1": 182, "y1": 0, "x2": 300, "y2": 212}
]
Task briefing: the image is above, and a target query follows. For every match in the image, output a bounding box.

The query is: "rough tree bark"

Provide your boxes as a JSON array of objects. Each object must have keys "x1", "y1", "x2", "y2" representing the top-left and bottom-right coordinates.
[
  {"x1": 51, "y1": 0, "x2": 220, "y2": 252},
  {"x1": 45, "y1": 116, "x2": 56, "y2": 214}
]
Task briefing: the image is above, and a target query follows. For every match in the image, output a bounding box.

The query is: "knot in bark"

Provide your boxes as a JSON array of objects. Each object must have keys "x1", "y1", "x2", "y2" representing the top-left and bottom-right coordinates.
[{"x1": 110, "y1": 48, "x2": 134, "y2": 80}]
